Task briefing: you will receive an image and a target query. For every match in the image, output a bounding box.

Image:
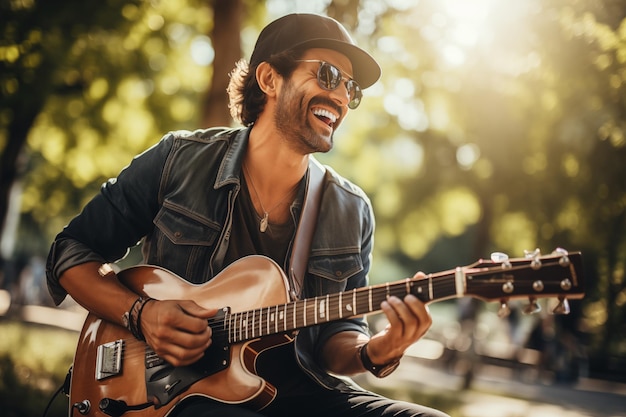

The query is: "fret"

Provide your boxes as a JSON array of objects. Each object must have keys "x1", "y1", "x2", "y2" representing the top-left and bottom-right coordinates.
[
  {"x1": 236, "y1": 312, "x2": 240, "y2": 342},
  {"x1": 245, "y1": 311, "x2": 249, "y2": 340},
  {"x1": 237, "y1": 312, "x2": 242, "y2": 342},
  {"x1": 251, "y1": 309, "x2": 256, "y2": 338},
  {"x1": 266, "y1": 306, "x2": 271, "y2": 336},
  {"x1": 314, "y1": 297, "x2": 318, "y2": 324},
  {"x1": 352, "y1": 288, "x2": 356, "y2": 315},
  {"x1": 325, "y1": 294, "x2": 330, "y2": 321},
  {"x1": 238, "y1": 312, "x2": 244, "y2": 342},
  {"x1": 281, "y1": 304, "x2": 287, "y2": 332},
  {"x1": 292, "y1": 301, "x2": 297, "y2": 329},
  {"x1": 303, "y1": 299, "x2": 307, "y2": 327},
  {"x1": 338, "y1": 292, "x2": 343, "y2": 319},
  {"x1": 428, "y1": 274, "x2": 433, "y2": 301}
]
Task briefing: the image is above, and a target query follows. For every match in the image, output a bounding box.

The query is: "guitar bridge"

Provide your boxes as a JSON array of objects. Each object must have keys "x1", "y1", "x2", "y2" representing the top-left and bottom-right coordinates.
[{"x1": 95, "y1": 339, "x2": 124, "y2": 380}]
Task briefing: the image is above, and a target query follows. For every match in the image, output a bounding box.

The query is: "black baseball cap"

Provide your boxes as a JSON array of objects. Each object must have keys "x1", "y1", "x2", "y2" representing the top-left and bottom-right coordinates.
[{"x1": 249, "y1": 13, "x2": 381, "y2": 89}]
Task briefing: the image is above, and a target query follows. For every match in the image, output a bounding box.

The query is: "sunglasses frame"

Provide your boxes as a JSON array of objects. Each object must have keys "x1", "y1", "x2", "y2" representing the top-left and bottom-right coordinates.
[{"x1": 296, "y1": 59, "x2": 362, "y2": 109}]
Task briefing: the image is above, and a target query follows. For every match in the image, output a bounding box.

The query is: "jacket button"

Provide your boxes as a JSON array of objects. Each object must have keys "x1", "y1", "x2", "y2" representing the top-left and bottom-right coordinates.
[
  {"x1": 335, "y1": 271, "x2": 342, "y2": 277},
  {"x1": 174, "y1": 231, "x2": 182, "y2": 238}
]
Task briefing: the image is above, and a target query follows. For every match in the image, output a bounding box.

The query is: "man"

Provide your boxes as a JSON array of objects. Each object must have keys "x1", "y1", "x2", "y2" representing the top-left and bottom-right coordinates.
[{"x1": 46, "y1": 13, "x2": 449, "y2": 417}]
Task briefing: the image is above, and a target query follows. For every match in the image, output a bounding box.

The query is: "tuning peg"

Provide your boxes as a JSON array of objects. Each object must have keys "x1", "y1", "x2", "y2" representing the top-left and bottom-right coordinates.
[
  {"x1": 553, "y1": 248, "x2": 571, "y2": 267},
  {"x1": 522, "y1": 297, "x2": 541, "y2": 315},
  {"x1": 524, "y1": 248, "x2": 541, "y2": 258},
  {"x1": 491, "y1": 252, "x2": 508, "y2": 262},
  {"x1": 524, "y1": 248, "x2": 542, "y2": 269},
  {"x1": 498, "y1": 300, "x2": 511, "y2": 318},
  {"x1": 552, "y1": 297, "x2": 571, "y2": 315},
  {"x1": 491, "y1": 252, "x2": 512, "y2": 269}
]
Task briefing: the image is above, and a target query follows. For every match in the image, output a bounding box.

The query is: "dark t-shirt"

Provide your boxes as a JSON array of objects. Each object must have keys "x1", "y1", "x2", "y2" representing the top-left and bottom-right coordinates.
[{"x1": 224, "y1": 175, "x2": 296, "y2": 269}]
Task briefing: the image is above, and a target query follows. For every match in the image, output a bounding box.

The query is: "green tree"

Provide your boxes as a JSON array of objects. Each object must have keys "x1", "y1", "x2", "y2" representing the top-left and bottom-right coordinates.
[
  {"x1": 0, "y1": 0, "x2": 262, "y2": 261},
  {"x1": 1, "y1": 0, "x2": 140, "y2": 258},
  {"x1": 322, "y1": 0, "x2": 626, "y2": 375}
]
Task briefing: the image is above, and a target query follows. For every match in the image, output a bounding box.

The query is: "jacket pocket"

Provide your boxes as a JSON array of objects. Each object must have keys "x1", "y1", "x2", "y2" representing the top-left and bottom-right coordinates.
[
  {"x1": 154, "y1": 200, "x2": 220, "y2": 246},
  {"x1": 151, "y1": 200, "x2": 221, "y2": 282},
  {"x1": 307, "y1": 251, "x2": 363, "y2": 283}
]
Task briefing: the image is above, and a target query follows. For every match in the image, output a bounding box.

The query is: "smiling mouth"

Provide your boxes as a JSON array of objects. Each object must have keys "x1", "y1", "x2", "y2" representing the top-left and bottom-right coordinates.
[{"x1": 312, "y1": 107, "x2": 338, "y2": 129}]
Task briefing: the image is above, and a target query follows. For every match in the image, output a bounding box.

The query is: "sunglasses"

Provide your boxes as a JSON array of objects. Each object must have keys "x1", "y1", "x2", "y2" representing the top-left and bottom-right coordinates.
[{"x1": 296, "y1": 59, "x2": 363, "y2": 109}]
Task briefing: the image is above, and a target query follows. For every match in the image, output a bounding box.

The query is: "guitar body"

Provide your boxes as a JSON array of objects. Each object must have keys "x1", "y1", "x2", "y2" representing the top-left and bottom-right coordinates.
[{"x1": 70, "y1": 256, "x2": 292, "y2": 417}]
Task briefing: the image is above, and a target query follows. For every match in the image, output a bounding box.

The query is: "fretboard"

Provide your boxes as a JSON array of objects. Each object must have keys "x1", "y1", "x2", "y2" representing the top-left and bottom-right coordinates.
[{"x1": 225, "y1": 271, "x2": 461, "y2": 344}]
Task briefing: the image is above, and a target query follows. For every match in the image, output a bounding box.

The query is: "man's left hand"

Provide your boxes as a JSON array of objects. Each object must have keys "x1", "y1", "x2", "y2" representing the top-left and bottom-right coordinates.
[{"x1": 366, "y1": 271, "x2": 432, "y2": 365}]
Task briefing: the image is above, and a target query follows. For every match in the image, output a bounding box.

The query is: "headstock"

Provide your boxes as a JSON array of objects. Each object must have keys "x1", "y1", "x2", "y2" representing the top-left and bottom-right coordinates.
[{"x1": 463, "y1": 248, "x2": 584, "y2": 317}]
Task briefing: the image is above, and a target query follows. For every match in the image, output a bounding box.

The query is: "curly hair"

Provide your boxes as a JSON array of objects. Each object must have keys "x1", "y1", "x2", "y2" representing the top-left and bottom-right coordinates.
[{"x1": 227, "y1": 49, "x2": 303, "y2": 126}]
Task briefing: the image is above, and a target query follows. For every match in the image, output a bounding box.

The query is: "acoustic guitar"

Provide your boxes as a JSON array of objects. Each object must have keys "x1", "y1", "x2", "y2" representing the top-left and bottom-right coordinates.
[{"x1": 68, "y1": 249, "x2": 584, "y2": 417}]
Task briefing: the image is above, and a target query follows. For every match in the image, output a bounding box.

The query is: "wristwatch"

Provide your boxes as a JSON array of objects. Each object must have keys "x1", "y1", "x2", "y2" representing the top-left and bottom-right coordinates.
[{"x1": 358, "y1": 342, "x2": 401, "y2": 378}]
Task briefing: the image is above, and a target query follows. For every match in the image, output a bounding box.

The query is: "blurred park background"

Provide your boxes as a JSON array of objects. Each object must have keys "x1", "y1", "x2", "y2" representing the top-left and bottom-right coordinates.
[{"x1": 1, "y1": 0, "x2": 625, "y2": 416}]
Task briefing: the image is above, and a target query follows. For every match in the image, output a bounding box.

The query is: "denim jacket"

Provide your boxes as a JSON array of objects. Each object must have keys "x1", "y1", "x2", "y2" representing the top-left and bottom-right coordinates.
[{"x1": 46, "y1": 126, "x2": 375, "y2": 392}]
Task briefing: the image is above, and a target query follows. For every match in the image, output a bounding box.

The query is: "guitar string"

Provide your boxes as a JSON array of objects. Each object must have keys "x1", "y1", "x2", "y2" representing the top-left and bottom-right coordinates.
[
  {"x1": 114, "y1": 262, "x2": 555, "y2": 359},
  {"x1": 209, "y1": 279, "x2": 460, "y2": 342},
  {"x1": 208, "y1": 260, "x2": 563, "y2": 342},
  {"x1": 115, "y1": 279, "x2": 462, "y2": 361},
  {"x1": 114, "y1": 279, "x2": 535, "y2": 364}
]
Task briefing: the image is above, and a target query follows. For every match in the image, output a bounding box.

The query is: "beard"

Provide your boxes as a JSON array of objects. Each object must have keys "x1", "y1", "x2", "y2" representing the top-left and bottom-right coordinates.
[{"x1": 273, "y1": 79, "x2": 339, "y2": 154}]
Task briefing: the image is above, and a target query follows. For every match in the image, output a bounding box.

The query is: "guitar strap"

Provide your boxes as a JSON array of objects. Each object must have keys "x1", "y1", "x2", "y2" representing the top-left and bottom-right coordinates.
[{"x1": 288, "y1": 156, "x2": 326, "y2": 300}]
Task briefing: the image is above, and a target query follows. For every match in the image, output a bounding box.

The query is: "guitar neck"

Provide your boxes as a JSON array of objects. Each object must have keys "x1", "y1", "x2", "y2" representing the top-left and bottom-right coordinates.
[
  {"x1": 224, "y1": 250, "x2": 585, "y2": 344},
  {"x1": 226, "y1": 271, "x2": 460, "y2": 344}
]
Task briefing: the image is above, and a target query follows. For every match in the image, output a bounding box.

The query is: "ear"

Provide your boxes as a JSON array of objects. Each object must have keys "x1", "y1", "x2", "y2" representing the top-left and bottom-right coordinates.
[{"x1": 256, "y1": 62, "x2": 280, "y2": 97}]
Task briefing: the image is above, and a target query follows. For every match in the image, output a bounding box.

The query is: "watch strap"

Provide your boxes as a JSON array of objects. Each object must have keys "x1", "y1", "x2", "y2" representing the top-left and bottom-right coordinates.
[{"x1": 358, "y1": 342, "x2": 401, "y2": 378}]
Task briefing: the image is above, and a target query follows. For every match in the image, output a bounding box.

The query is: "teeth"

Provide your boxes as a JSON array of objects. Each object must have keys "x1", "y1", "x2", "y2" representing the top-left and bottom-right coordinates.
[{"x1": 312, "y1": 108, "x2": 337, "y2": 123}]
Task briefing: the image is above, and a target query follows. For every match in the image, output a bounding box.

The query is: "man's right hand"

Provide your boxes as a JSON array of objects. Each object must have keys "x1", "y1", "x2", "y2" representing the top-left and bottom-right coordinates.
[{"x1": 140, "y1": 299, "x2": 216, "y2": 367}]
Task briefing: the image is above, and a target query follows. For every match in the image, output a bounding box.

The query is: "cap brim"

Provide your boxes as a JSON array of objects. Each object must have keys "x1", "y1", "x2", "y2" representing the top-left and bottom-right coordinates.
[{"x1": 294, "y1": 39, "x2": 381, "y2": 89}]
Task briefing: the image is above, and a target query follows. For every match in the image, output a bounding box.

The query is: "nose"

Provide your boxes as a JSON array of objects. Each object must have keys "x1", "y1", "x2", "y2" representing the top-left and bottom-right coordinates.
[{"x1": 328, "y1": 81, "x2": 350, "y2": 108}]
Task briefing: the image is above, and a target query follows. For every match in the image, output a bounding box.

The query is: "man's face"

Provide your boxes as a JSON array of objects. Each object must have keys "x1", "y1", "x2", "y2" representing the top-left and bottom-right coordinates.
[{"x1": 273, "y1": 48, "x2": 355, "y2": 154}]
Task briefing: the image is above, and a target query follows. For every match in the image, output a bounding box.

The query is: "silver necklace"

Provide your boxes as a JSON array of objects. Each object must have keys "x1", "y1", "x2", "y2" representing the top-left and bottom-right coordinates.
[{"x1": 243, "y1": 164, "x2": 297, "y2": 233}]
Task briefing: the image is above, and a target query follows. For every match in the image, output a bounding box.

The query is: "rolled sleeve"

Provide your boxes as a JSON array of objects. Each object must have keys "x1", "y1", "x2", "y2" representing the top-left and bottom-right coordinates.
[
  {"x1": 44, "y1": 134, "x2": 174, "y2": 305},
  {"x1": 45, "y1": 237, "x2": 107, "y2": 305}
]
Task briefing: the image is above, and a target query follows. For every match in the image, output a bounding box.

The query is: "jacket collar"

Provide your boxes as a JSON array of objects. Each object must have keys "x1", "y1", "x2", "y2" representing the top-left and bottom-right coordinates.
[{"x1": 214, "y1": 127, "x2": 251, "y2": 189}]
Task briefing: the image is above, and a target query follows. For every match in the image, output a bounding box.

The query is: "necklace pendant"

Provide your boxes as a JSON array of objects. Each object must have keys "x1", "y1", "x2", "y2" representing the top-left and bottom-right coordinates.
[{"x1": 260, "y1": 212, "x2": 269, "y2": 233}]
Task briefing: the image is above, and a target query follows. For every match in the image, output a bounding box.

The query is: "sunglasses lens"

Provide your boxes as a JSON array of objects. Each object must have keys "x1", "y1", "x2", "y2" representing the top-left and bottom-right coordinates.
[
  {"x1": 318, "y1": 63, "x2": 342, "y2": 90},
  {"x1": 316, "y1": 62, "x2": 362, "y2": 109},
  {"x1": 346, "y1": 80, "x2": 362, "y2": 109}
]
